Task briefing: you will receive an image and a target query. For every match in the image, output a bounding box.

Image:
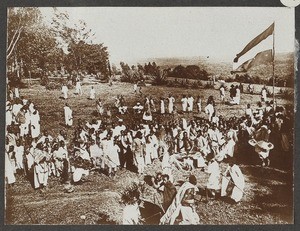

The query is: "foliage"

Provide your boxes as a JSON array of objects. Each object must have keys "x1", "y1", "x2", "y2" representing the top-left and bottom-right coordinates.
[
  {"x1": 50, "y1": 9, "x2": 110, "y2": 76},
  {"x1": 170, "y1": 65, "x2": 209, "y2": 80}
]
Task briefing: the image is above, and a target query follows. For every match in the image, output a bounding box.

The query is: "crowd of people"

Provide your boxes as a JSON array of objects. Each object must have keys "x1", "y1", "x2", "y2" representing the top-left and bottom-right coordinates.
[{"x1": 5, "y1": 81, "x2": 293, "y2": 224}]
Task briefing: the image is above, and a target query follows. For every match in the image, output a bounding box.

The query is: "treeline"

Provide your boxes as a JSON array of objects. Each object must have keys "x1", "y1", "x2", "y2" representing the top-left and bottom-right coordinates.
[{"x1": 7, "y1": 7, "x2": 109, "y2": 85}]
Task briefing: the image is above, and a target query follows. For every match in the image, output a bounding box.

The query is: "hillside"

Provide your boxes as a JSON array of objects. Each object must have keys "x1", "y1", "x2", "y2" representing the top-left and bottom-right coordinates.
[{"x1": 138, "y1": 52, "x2": 294, "y2": 82}]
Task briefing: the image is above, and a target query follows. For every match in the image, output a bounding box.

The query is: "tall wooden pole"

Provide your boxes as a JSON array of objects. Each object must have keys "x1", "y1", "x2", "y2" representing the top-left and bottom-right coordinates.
[{"x1": 272, "y1": 22, "x2": 275, "y2": 104}]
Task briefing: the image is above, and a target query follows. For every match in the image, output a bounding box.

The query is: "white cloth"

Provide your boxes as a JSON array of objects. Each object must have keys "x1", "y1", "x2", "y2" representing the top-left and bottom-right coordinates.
[
  {"x1": 221, "y1": 164, "x2": 245, "y2": 202},
  {"x1": 205, "y1": 104, "x2": 214, "y2": 121},
  {"x1": 206, "y1": 161, "x2": 220, "y2": 190},
  {"x1": 122, "y1": 203, "x2": 141, "y2": 224},
  {"x1": 64, "y1": 106, "x2": 73, "y2": 126},
  {"x1": 30, "y1": 111, "x2": 41, "y2": 138},
  {"x1": 90, "y1": 88, "x2": 95, "y2": 99}
]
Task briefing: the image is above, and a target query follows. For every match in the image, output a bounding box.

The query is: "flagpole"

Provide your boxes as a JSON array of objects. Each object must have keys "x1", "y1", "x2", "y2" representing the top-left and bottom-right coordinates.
[{"x1": 272, "y1": 22, "x2": 275, "y2": 104}]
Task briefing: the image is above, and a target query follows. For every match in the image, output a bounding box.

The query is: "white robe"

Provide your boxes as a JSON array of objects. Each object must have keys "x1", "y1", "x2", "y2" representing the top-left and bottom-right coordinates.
[
  {"x1": 205, "y1": 104, "x2": 214, "y2": 121},
  {"x1": 64, "y1": 106, "x2": 73, "y2": 126},
  {"x1": 90, "y1": 88, "x2": 95, "y2": 99},
  {"x1": 30, "y1": 111, "x2": 41, "y2": 138},
  {"x1": 181, "y1": 98, "x2": 188, "y2": 112},
  {"x1": 5, "y1": 152, "x2": 16, "y2": 184},
  {"x1": 206, "y1": 161, "x2": 220, "y2": 190},
  {"x1": 62, "y1": 86, "x2": 68, "y2": 99},
  {"x1": 168, "y1": 97, "x2": 175, "y2": 114},
  {"x1": 221, "y1": 164, "x2": 245, "y2": 202}
]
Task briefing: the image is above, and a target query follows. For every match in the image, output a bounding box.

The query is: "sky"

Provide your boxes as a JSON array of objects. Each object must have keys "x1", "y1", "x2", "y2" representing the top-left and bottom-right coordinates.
[{"x1": 40, "y1": 7, "x2": 295, "y2": 66}]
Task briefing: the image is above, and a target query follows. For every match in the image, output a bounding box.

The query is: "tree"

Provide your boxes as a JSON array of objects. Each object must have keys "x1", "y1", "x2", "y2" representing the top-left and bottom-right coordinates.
[{"x1": 50, "y1": 9, "x2": 109, "y2": 75}]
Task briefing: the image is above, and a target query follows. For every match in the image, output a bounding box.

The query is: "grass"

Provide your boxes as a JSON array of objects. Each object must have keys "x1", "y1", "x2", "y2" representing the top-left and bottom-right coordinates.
[{"x1": 5, "y1": 81, "x2": 294, "y2": 225}]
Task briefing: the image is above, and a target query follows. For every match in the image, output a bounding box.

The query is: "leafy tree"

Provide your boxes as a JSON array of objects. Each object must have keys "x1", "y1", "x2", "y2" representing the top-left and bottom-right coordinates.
[{"x1": 50, "y1": 9, "x2": 109, "y2": 75}]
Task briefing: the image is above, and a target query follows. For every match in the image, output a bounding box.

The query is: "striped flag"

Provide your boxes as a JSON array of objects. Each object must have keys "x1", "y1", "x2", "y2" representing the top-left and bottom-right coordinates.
[
  {"x1": 233, "y1": 23, "x2": 274, "y2": 63},
  {"x1": 233, "y1": 49, "x2": 273, "y2": 73}
]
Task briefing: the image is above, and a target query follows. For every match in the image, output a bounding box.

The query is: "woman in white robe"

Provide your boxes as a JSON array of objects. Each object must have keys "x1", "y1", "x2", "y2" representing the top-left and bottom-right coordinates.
[{"x1": 64, "y1": 104, "x2": 73, "y2": 126}]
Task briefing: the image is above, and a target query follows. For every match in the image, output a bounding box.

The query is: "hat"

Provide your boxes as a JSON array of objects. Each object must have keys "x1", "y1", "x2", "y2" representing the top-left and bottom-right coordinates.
[
  {"x1": 257, "y1": 140, "x2": 274, "y2": 150},
  {"x1": 249, "y1": 139, "x2": 274, "y2": 150},
  {"x1": 118, "y1": 118, "x2": 123, "y2": 122}
]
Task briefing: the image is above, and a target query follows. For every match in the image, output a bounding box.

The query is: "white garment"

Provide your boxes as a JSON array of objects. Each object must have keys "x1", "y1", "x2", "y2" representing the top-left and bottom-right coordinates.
[
  {"x1": 187, "y1": 97, "x2": 194, "y2": 112},
  {"x1": 205, "y1": 104, "x2": 214, "y2": 121},
  {"x1": 181, "y1": 98, "x2": 188, "y2": 112},
  {"x1": 168, "y1": 97, "x2": 175, "y2": 113},
  {"x1": 206, "y1": 161, "x2": 220, "y2": 190},
  {"x1": 160, "y1": 100, "x2": 165, "y2": 114},
  {"x1": 62, "y1": 86, "x2": 68, "y2": 99},
  {"x1": 64, "y1": 106, "x2": 73, "y2": 126},
  {"x1": 90, "y1": 88, "x2": 95, "y2": 99},
  {"x1": 5, "y1": 152, "x2": 16, "y2": 184},
  {"x1": 30, "y1": 111, "x2": 40, "y2": 138},
  {"x1": 122, "y1": 203, "x2": 141, "y2": 225}
]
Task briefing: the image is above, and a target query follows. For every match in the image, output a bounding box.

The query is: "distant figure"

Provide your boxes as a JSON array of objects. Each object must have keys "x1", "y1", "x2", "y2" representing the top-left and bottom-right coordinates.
[
  {"x1": 75, "y1": 76, "x2": 82, "y2": 96},
  {"x1": 168, "y1": 94, "x2": 175, "y2": 114},
  {"x1": 219, "y1": 85, "x2": 225, "y2": 103},
  {"x1": 160, "y1": 97, "x2": 165, "y2": 114},
  {"x1": 205, "y1": 99, "x2": 215, "y2": 121},
  {"x1": 181, "y1": 95, "x2": 188, "y2": 112},
  {"x1": 196, "y1": 96, "x2": 202, "y2": 113},
  {"x1": 133, "y1": 83, "x2": 138, "y2": 93},
  {"x1": 61, "y1": 83, "x2": 68, "y2": 99},
  {"x1": 248, "y1": 83, "x2": 254, "y2": 94},
  {"x1": 261, "y1": 86, "x2": 267, "y2": 102},
  {"x1": 96, "y1": 98, "x2": 104, "y2": 116},
  {"x1": 187, "y1": 95, "x2": 194, "y2": 112},
  {"x1": 64, "y1": 103, "x2": 73, "y2": 127},
  {"x1": 89, "y1": 86, "x2": 95, "y2": 100}
]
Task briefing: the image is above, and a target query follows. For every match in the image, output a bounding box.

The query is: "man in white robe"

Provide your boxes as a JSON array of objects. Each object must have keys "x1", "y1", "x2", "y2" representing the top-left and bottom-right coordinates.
[
  {"x1": 30, "y1": 107, "x2": 40, "y2": 139},
  {"x1": 221, "y1": 162, "x2": 245, "y2": 203},
  {"x1": 61, "y1": 84, "x2": 68, "y2": 99},
  {"x1": 64, "y1": 103, "x2": 73, "y2": 127}
]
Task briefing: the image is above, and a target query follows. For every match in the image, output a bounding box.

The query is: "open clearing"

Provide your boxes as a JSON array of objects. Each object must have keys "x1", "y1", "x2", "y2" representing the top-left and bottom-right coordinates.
[{"x1": 5, "y1": 82, "x2": 294, "y2": 225}]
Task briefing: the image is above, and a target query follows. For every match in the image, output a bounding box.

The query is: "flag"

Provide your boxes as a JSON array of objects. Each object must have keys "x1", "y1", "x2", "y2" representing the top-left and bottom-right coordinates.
[
  {"x1": 233, "y1": 49, "x2": 273, "y2": 73},
  {"x1": 234, "y1": 23, "x2": 274, "y2": 63}
]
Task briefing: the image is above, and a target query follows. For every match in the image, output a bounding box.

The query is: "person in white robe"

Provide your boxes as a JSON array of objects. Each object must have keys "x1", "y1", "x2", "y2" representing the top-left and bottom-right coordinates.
[
  {"x1": 30, "y1": 107, "x2": 40, "y2": 139},
  {"x1": 33, "y1": 145, "x2": 49, "y2": 189},
  {"x1": 220, "y1": 85, "x2": 225, "y2": 103},
  {"x1": 6, "y1": 101, "x2": 13, "y2": 126},
  {"x1": 61, "y1": 84, "x2": 68, "y2": 99},
  {"x1": 221, "y1": 162, "x2": 245, "y2": 203},
  {"x1": 181, "y1": 95, "x2": 188, "y2": 112},
  {"x1": 5, "y1": 150, "x2": 16, "y2": 185},
  {"x1": 206, "y1": 158, "x2": 221, "y2": 199},
  {"x1": 168, "y1": 94, "x2": 175, "y2": 114},
  {"x1": 89, "y1": 86, "x2": 95, "y2": 99},
  {"x1": 75, "y1": 77, "x2": 83, "y2": 96},
  {"x1": 15, "y1": 140, "x2": 24, "y2": 170},
  {"x1": 187, "y1": 95, "x2": 194, "y2": 112},
  {"x1": 64, "y1": 103, "x2": 73, "y2": 127},
  {"x1": 261, "y1": 87, "x2": 267, "y2": 102},
  {"x1": 235, "y1": 87, "x2": 241, "y2": 105},
  {"x1": 205, "y1": 103, "x2": 214, "y2": 122},
  {"x1": 196, "y1": 96, "x2": 202, "y2": 113},
  {"x1": 160, "y1": 98, "x2": 165, "y2": 114}
]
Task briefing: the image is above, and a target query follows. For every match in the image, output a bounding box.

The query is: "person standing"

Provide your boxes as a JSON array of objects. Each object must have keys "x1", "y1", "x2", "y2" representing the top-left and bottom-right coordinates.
[
  {"x1": 75, "y1": 76, "x2": 83, "y2": 96},
  {"x1": 261, "y1": 86, "x2": 267, "y2": 102},
  {"x1": 61, "y1": 83, "x2": 68, "y2": 99},
  {"x1": 168, "y1": 94, "x2": 175, "y2": 114},
  {"x1": 30, "y1": 105, "x2": 40, "y2": 140},
  {"x1": 181, "y1": 95, "x2": 188, "y2": 113},
  {"x1": 89, "y1": 86, "x2": 95, "y2": 100},
  {"x1": 132, "y1": 131, "x2": 145, "y2": 175},
  {"x1": 196, "y1": 96, "x2": 202, "y2": 113},
  {"x1": 160, "y1": 97, "x2": 165, "y2": 114},
  {"x1": 64, "y1": 103, "x2": 73, "y2": 127},
  {"x1": 187, "y1": 95, "x2": 194, "y2": 112},
  {"x1": 220, "y1": 85, "x2": 225, "y2": 103}
]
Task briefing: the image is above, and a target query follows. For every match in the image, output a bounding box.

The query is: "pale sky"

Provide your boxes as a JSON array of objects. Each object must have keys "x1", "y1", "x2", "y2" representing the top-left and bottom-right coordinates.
[{"x1": 40, "y1": 7, "x2": 295, "y2": 66}]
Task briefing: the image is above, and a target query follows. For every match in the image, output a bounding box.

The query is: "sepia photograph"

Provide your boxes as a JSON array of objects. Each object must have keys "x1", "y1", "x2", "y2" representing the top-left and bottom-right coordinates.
[{"x1": 4, "y1": 6, "x2": 295, "y2": 225}]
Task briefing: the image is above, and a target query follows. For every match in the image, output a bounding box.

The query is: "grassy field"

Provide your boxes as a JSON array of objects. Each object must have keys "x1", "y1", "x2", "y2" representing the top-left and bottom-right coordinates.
[{"x1": 5, "y1": 81, "x2": 294, "y2": 225}]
